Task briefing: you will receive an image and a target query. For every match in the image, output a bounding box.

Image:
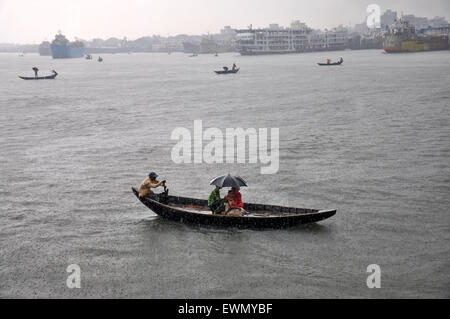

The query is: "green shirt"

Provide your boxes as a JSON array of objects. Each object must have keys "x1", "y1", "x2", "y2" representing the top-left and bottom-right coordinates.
[{"x1": 208, "y1": 188, "x2": 221, "y2": 206}]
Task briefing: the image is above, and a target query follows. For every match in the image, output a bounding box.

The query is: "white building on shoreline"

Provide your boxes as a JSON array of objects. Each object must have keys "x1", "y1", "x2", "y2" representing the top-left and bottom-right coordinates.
[{"x1": 236, "y1": 21, "x2": 348, "y2": 55}]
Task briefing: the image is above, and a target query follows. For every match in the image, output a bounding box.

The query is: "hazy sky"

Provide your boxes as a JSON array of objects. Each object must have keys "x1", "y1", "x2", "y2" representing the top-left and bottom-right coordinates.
[{"x1": 1, "y1": 0, "x2": 449, "y2": 43}]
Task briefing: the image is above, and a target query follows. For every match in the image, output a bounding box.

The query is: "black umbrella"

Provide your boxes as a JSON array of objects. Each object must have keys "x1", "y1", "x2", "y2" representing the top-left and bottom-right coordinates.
[{"x1": 210, "y1": 174, "x2": 248, "y2": 188}]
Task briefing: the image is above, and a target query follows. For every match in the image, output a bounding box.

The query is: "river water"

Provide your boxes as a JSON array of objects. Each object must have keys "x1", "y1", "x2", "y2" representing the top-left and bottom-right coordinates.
[{"x1": 0, "y1": 50, "x2": 449, "y2": 298}]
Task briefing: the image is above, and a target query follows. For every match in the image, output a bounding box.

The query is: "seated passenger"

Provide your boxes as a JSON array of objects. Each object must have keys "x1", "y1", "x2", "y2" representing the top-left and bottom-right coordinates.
[
  {"x1": 231, "y1": 187, "x2": 244, "y2": 209},
  {"x1": 208, "y1": 186, "x2": 225, "y2": 214},
  {"x1": 139, "y1": 172, "x2": 166, "y2": 199},
  {"x1": 225, "y1": 188, "x2": 245, "y2": 217}
]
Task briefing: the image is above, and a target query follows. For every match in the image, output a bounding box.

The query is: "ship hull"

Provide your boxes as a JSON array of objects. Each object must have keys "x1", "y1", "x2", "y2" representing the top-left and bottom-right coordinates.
[
  {"x1": 51, "y1": 45, "x2": 84, "y2": 59},
  {"x1": 384, "y1": 36, "x2": 448, "y2": 53}
]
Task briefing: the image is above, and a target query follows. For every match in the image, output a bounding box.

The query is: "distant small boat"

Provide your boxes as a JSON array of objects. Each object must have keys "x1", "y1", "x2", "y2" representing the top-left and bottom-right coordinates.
[
  {"x1": 86, "y1": 54, "x2": 93, "y2": 60},
  {"x1": 318, "y1": 58, "x2": 344, "y2": 66},
  {"x1": 189, "y1": 53, "x2": 198, "y2": 57},
  {"x1": 98, "y1": 57, "x2": 103, "y2": 62},
  {"x1": 215, "y1": 68, "x2": 239, "y2": 74},
  {"x1": 19, "y1": 70, "x2": 58, "y2": 80}
]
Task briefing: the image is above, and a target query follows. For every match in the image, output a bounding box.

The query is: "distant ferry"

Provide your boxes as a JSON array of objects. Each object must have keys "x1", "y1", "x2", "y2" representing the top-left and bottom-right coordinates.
[
  {"x1": 383, "y1": 19, "x2": 449, "y2": 53},
  {"x1": 236, "y1": 23, "x2": 348, "y2": 55},
  {"x1": 50, "y1": 32, "x2": 85, "y2": 59}
]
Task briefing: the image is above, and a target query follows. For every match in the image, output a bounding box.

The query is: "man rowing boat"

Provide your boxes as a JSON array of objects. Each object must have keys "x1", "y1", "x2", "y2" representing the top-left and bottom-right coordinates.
[
  {"x1": 139, "y1": 172, "x2": 166, "y2": 199},
  {"x1": 32, "y1": 67, "x2": 39, "y2": 78}
]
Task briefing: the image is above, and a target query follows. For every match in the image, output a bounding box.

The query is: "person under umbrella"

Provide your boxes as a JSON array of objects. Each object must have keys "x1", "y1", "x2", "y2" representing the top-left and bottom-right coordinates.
[
  {"x1": 224, "y1": 187, "x2": 245, "y2": 216},
  {"x1": 210, "y1": 174, "x2": 247, "y2": 216},
  {"x1": 208, "y1": 186, "x2": 225, "y2": 214},
  {"x1": 229, "y1": 187, "x2": 244, "y2": 209}
]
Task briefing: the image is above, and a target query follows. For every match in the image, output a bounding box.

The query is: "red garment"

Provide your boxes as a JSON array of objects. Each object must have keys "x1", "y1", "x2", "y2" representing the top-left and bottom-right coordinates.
[{"x1": 232, "y1": 189, "x2": 244, "y2": 208}]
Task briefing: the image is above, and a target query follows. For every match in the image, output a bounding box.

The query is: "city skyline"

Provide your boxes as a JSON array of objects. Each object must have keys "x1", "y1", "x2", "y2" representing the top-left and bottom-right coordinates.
[{"x1": 0, "y1": 0, "x2": 449, "y2": 44}]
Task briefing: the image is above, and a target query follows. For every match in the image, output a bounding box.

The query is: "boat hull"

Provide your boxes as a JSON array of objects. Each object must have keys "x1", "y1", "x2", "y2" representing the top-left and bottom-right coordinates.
[
  {"x1": 19, "y1": 74, "x2": 57, "y2": 80},
  {"x1": 318, "y1": 62, "x2": 343, "y2": 66},
  {"x1": 215, "y1": 69, "x2": 240, "y2": 74},
  {"x1": 132, "y1": 188, "x2": 336, "y2": 229}
]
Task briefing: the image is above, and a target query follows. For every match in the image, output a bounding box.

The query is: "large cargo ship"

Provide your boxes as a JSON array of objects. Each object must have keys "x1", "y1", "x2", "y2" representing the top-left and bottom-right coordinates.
[
  {"x1": 236, "y1": 22, "x2": 348, "y2": 55},
  {"x1": 38, "y1": 41, "x2": 52, "y2": 56},
  {"x1": 383, "y1": 19, "x2": 449, "y2": 53},
  {"x1": 50, "y1": 32, "x2": 85, "y2": 59}
]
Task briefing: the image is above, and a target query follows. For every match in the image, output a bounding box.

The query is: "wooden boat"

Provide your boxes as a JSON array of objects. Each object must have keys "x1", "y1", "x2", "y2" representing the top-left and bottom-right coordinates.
[
  {"x1": 132, "y1": 187, "x2": 336, "y2": 229},
  {"x1": 19, "y1": 71, "x2": 58, "y2": 80},
  {"x1": 215, "y1": 68, "x2": 240, "y2": 75}
]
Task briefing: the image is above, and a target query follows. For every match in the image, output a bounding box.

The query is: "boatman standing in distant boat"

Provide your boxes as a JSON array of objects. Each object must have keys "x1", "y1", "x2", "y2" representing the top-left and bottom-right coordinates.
[
  {"x1": 232, "y1": 63, "x2": 237, "y2": 71},
  {"x1": 32, "y1": 67, "x2": 39, "y2": 78},
  {"x1": 139, "y1": 172, "x2": 166, "y2": 199}
]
